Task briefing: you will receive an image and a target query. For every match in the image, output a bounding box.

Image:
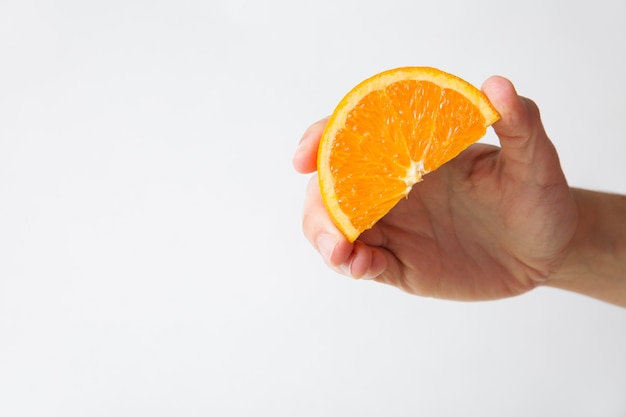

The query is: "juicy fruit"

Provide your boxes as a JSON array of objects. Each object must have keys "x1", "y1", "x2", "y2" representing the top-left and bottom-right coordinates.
[{"x1": 317, "y1": 67, "x2": 500, "y2": 242}]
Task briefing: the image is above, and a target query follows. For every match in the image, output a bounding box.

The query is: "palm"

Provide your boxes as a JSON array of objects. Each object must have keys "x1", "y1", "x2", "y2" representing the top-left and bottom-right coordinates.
[{"x1": 360, "y1": 142, "x2": 577, "y2": 300}]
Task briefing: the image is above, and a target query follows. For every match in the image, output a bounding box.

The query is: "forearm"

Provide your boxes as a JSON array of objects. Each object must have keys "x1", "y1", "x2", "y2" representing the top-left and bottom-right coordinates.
[{"x1": 546, "y1": 188, "x2": 626, "y2": 307}]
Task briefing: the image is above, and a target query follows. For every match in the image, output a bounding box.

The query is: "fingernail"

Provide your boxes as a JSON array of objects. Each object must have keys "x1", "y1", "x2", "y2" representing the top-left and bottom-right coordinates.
[
  {"x1": 339, "y1": 262, "x2": 352, "y2": 277},
  {"x1": 296, "y1": 131, "x2": 310, "y2": 151},
  {"x1": 359, "y1": 272, "x2": 376, "y2": 280},
  {"x1": 316, "y1": 233, "x2": 337, "y2": 263},
  {"x1": 293, "y1": 143, "x2": 306, "y2": 161},
  {"x1": 340, "y1": 263, "x2": 377, "y2": 280},
  {"x1": 292, "y1": 137, "x2": 308, "y2": 164}
]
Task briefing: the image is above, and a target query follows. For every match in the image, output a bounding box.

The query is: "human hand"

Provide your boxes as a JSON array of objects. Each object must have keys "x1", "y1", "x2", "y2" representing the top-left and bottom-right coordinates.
[{"x1": 293, "y1": 76, "x2": 579, "y2": 301}]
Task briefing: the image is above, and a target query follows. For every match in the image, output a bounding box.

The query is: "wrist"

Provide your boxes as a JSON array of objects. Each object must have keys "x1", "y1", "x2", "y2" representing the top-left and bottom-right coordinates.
[{"x1": 546, "y1": 189, "x2": 626, "y2": 307}]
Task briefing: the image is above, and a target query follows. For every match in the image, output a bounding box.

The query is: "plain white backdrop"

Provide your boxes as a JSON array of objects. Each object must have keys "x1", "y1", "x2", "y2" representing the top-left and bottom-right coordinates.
[{"x1": 1, "y1": 0, "x2": 625, "y2": 415}]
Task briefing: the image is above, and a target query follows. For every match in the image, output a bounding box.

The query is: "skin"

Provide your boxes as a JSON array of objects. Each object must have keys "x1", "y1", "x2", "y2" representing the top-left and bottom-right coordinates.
[{"x1": 293, "y1": 76, "x2": 626, "y2": 307}]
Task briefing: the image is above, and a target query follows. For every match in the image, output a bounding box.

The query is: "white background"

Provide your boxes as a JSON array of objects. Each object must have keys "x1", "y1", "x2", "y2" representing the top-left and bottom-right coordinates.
[{"x1": 1, "y1": 0, "x2": 626, "y2": 416}]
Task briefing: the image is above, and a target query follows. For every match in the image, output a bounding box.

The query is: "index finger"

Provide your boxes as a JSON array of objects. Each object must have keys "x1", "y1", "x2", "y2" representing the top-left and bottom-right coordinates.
[{"x1": 292, "y1": 117, "x2": 329, "y2": 174}]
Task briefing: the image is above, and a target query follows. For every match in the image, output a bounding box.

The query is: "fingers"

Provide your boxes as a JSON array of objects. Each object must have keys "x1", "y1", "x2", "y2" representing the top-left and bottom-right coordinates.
[
  {"x1": 303, "y1": 176, "x2": 352, "y2": 264},
  {"x1": 296, "y1": 117, "x2": 388, "y2": 279},
  {"x1": 302, "y1": 176, "x2": 387, "y2": 279},
  {"x1": 292, "y1": 117, "x2": 329, "y2": 174}
]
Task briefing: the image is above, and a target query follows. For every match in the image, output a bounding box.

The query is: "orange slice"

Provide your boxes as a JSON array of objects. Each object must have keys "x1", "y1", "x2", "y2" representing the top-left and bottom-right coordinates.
[{"x1": 317, "y1": 66, "x2": 500, "y2": 242}]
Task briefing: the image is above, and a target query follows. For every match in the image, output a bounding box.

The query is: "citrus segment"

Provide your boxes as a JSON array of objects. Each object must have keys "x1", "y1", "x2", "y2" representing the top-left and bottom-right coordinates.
[{"x1": 318, "y1": 67, "x2": 500, "y2": 242}]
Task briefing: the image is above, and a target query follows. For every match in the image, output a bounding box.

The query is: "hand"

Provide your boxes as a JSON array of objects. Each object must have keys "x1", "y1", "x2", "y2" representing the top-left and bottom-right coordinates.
[{"x1": 293, "y1": 76, "x2": 579, "y2": 301}]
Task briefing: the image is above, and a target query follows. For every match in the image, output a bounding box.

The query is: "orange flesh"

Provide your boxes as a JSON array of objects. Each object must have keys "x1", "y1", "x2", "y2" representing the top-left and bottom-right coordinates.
[{"x1": 329, "y1": 80, "x2": 487, "y2": 232}]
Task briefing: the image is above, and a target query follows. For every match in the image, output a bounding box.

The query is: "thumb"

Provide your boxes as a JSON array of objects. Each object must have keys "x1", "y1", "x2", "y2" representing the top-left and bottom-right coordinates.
[{"x1": 482, "y1": 76, "x2": 559, "y2": 179}]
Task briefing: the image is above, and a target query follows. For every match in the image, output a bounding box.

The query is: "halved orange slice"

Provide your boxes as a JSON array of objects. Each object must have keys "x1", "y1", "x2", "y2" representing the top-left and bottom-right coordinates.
[{"x1": 317, "y1": 66, "x2": 500, "y2": 242}]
